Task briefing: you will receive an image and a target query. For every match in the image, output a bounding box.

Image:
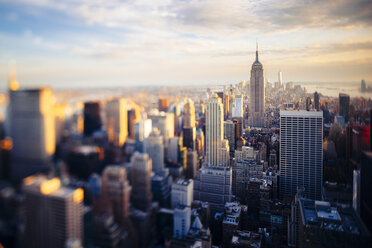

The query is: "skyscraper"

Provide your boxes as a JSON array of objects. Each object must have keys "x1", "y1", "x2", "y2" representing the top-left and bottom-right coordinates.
[
  {"x1": 339, "y1": 93, "x2": 350, "y2": 123},
  {"x1": 134, "y1": 118, "x2": 152, "y2": 152},
  {"x1": 205, "y1": 92, "x2": 224, "y2": 166},
  {"x1": 101, "y1": 166, "x2": 131, "y2": 224},
  {"x1": 224, "y1": 120, "x2": 236, "y2": 153},
  {"x1": 22, "y1": 175, "x2": 84, "y2": 248},
  {"x1": 279, "y1": 111, "x2": 323, "y2": 200},
  {"x1": 361, "y1": 79, "x2": 367, "y2": 92},
  {"x1": 9, "y1": 87, "x2": 56, "y2": 181},
  {"x1": 84, "y1": 101, "x2": 102, "y2": 136},
  {"x1": 248, "y1": 43, "x2": 265, "y2": 127},
  {"x1": 278, "y1": 70, "x2": 283, "y2": 87},
  {"x1": 144, "y1": 128, "x2": 164, "y2": 174},
  {"x1": 183, "y1": 98, "x2": 196, "y2": 128},
  {"x1": 231, "y1": 95, "x2": 243, "y2": 118},
  {"x1": 148, "y1": 110, "x2": 175, "y2": 146},
  {"x1": 130, "y1": 152, "x2": 153, "y2": 211},
  {"x1": 105, "y1": 98, "x2": 128, "y2": 146},
  {"x1": 314, "y1": 91, "x2": 320, "y2": 111}
]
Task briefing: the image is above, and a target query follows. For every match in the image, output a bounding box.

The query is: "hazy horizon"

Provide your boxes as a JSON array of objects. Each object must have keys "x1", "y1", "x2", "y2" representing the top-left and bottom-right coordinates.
[{"x1": 0, "y1": 0, "x2": 371, "y2": 88}]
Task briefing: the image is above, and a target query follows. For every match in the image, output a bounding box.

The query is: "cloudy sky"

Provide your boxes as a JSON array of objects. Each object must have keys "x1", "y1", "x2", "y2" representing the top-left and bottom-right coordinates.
[{"x1": 0, "y1": 0, "x2": 371, "y2": 88}]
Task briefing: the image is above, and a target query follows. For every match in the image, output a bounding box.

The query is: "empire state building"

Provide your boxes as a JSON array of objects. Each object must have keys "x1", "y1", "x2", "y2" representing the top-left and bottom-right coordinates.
[{"x1": 248, "y1": 44, "x2": 265, "y2": 127}]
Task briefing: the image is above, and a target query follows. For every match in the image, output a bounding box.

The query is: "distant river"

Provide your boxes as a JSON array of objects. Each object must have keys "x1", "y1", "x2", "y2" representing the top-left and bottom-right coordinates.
[{"x1": 299, "y1": 82, "x2": 372, "y2": 98}]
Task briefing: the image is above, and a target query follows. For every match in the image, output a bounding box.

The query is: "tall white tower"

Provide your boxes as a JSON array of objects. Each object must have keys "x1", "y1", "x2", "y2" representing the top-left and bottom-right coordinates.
[
  {"x1": 278, "y1": 70, "x2": 283, "y2": 87},
  {"x1": 248, "y1": 43, "x2": 265, "y2": 127},
  {"x1": 205, "y1": 92, "x2": 224, "y2": 166},
  {"x1": 279, "y1": 110, "x2": 323, "y2": 200}
]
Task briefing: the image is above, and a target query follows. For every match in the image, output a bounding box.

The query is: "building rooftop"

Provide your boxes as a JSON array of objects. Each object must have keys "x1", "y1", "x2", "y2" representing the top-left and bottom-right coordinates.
[
  {"x1": 299, "y1": 198, "x2": 370, "y2": 236},
  {"x1": 175, "y1": 178, "x2": 193, "y2": 186}
]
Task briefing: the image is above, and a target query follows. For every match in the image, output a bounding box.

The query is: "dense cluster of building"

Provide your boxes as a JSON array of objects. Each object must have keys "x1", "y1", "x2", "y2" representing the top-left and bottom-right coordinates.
[{"x1": 0, "y1": 47, "x2": 371, "y2": 248}]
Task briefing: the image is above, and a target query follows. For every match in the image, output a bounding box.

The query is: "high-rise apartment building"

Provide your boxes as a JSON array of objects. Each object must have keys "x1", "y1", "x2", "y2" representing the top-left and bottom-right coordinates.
[
  {"x1": 248, "y1": 44, "x2": 265, "y2": 127},
  {"x1": 130, "y1": 152, "x2": 153, "y2": 211},
  {"x1": 101, "y1": 166, "x2": 131, "y2": 224},
  {"x1": 22, "y1": 175, "x2": 84, "y2": 248},
  {"x1": 105, "y1": 98, "x2": 128, "y2": 146},
  {"x1": 339, "y1": 93, "x2": 350, "y2": 123},
  {"x1": 205, "y1": 92, "x2": 224, "y2": 166},
  {"x1": 9, "y1": 87, "x2": 56, "y2": 181},
  {"x1": 279, "y1": 111, "x2": 323, "y2": 200},
  {"x1": 144, "y1": 128, "x2": 164, "y2": 174}
]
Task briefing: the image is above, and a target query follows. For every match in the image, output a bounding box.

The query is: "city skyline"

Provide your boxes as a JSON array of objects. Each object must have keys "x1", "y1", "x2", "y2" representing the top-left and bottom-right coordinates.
[{"x1": 0, "y1": 0, "x2": 371, "y2": 88}]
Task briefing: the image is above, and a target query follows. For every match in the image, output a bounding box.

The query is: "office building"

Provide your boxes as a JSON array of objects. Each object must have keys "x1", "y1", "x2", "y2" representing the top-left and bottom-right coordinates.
[
  {"x1": 22, "y1": 175, "x2": 83, "y2": 248},
  {"x1": 224, "y1": 120, "x2": 236, "y2": 153},
  {"x1": 173, "y1": 206, "x2": 191, "y2": 238},
  {"x1": 171, "y1": 179, "x2": 194, "y2": 208},
  {"x1": 248, "y1": 44, "x2": 265, "y2": 127},
  {"x1": 183, "y1": 126, "x2": 196, "y2": 150},
  {"x1": 232, "y1": 117, "x2": 243, "y2": 139},
  {"x1": 66, "y1": 145, "x2": 104, "y2": 179},
  {"x1": 148, "y1": 110, "x2": 174, "y2": 146},
  {"x1": 218, "y1": 139, "x2": 230, "y2": 167},
  {"x1": 134, "y1": 118, "x2": 152, "y2": 152},
  {"x1": 158, "y1": 98, "x2": 170, "y2": 112},
  {"x1": 294, "y1": 198, "x2": 370, "y2": 247},
  {"x1": 279, "y1": 111, "x2": 323, "y2": 200},
  {"x1": 144, "y1": 128, "x2": 164, "y2": 174},
  {"x1": 84, "y1": 101, "x2": 102, "y2": 136},
  {"x1": 183, "y1": 98, "x2": 196, "y2": 128},
  {"x1": 361, "y1": 79, "x2": 367, "y2": 92},
  {"x1": 151, "y1": 171, "x2": 172, "y2": 208},
  {"x1": 339, "y1": 93, "x2": 350, "y2": 123},
  {"x1": 231, "y1": 95, "x2": 243, "y2": 118},
  {"x1": 205, "y1": 92, "x2": 224, "y2": 166},
  {"x1": 101, "y1": 166, "x2": 131, "y2": 224},
  {"x1": 194, "y1": 165, "x2": 232, "y2": 213},
  {"x1": 346, "y1": 123, "x2": 370, "y2": 165},
  {"x1": 314, "y1": 91, "x2": 320, "y2": 111},
  {"x1": 9, "y1": 87, "x2": 56, "y2": 181},
  {"x1": 127, "y1": 108, "x2": 140, "y2": 139},
  {"x1": 360, "y1": 151, "x2": 372, "y2": 233},
  {"x1": 105, "y1": 98, "x2": 127, "y2": 146},
  {"x1": 130, "y1": 152, "x2": 153, "y2": 211},
  {"x1": 186, "y1": 149, "x2": 198, "y2": 179}
]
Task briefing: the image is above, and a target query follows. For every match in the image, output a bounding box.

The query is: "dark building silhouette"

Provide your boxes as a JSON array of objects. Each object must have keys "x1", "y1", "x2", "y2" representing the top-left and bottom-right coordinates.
[
  {"x1": 339, "y1": 93, "x2": 350, "y2": 123},
  {"x1": 66, "y1": 145, "x2": 104, "y2": 179},
  {"x1": 360, "y1": 151, "x2": 372, "y2": 234},
  {"x1": 314, "y1": 91, "x2": 320, "y2": 111},
  {"x1": 346, "y1": 123, "x2": 370, "y2": 165},
  {"x1": 183, "y1": 127, "x2": 196, "y2": 150},
  {"x1": 84, "y1": 101, "x2": 102, "y2": 136}
]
